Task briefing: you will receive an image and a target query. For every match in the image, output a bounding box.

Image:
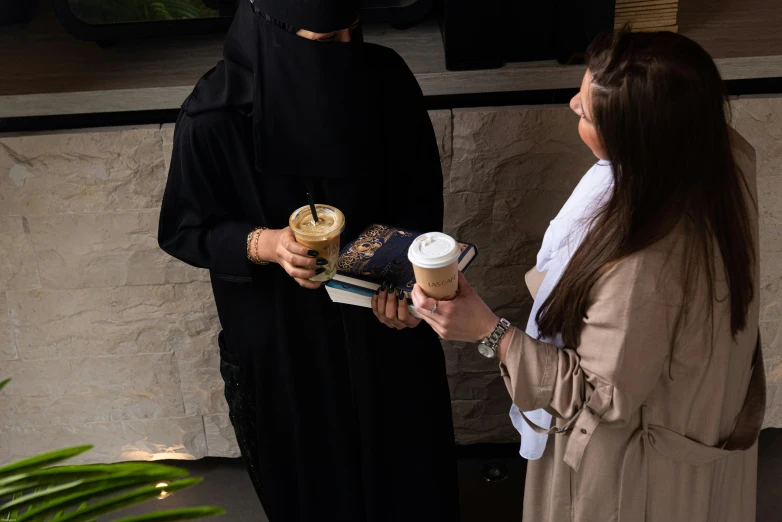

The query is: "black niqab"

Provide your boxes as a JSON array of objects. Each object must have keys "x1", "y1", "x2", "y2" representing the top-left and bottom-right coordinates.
[
  {"x1": 188, "y1": 0, "x2": 368, "y2": 178},
  {"x1": 159, "y1": 2, "x2": 459, "y2": 520}
]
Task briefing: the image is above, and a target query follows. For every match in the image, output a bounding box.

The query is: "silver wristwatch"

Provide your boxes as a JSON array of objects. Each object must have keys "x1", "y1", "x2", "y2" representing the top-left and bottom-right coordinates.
[{"x1": 478, "y1": 318, "x2": 512, "y2": 359}]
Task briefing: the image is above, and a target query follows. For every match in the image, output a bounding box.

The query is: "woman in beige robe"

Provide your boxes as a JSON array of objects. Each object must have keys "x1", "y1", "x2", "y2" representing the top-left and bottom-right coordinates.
[{"x1": 411, "y1": 30, "x2": 764, "y2": 522}]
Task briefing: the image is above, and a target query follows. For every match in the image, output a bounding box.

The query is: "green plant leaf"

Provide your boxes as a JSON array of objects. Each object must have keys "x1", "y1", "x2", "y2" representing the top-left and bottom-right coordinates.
[
  {"x1": 0, "y1": 479, "x2": 84, "y2": 508},
  {"x1": 0, "y1": 447, "x2": 92, "y2": 481},
  {"x1": 4, "y1": 471, "x2": 194, "y2": 519},
  {"x1": 0, "y1": 376, "x2": 220, "y2": 522},
  {"x1": 32, "y1": 462, "x2": 190, "y2": 484},
  {"x1": 0, "y1": 473, "x2": 29, "y2": 489},
  {"x1": 1, "y1": 462, "x2": 190, "y2": 498},
  {"x1": 111, "y1": 507, "x2": 226, "y2": 522},
  {"x1": 3, "y1": 478, "x2": 141, "y2": 516},
  {"x1": 17, "y1": 477, "x2": 202, "y2": 522}
]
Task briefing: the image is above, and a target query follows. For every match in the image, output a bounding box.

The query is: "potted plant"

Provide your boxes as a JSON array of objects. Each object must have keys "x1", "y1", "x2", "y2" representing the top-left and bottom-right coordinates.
[{"x1": 0, "y1": 379, "x2": 225, "y2": 522}]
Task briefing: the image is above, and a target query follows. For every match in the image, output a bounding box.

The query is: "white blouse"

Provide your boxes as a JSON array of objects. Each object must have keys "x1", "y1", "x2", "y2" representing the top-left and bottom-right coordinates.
[{"x1": 511, "y1": 160, "x2": 614, "y2": 459}]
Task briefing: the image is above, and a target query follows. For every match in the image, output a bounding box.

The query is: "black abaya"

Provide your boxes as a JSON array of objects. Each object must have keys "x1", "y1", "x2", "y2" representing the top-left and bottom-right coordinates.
[{"x1": 158, "y1": 4, "x2": 459, "y2": 521}]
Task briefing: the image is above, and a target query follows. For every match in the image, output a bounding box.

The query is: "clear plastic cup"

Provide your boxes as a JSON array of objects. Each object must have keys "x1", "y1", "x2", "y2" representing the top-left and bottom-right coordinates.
[{"x1": 289, "y1": 205, "x2": 346, "y2": 282}]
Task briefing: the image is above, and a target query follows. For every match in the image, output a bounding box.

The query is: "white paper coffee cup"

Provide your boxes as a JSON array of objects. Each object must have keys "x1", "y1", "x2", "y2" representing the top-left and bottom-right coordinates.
[{"x1": 408, "y1": 232, "x2": 461, "y2": 300}]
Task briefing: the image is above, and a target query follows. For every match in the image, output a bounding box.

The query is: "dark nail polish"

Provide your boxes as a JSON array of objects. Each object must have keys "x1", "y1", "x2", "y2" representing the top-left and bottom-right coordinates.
[
  {"x1": 375, "y1": 287, "x2": 381, "y2": 295},
  {"x1": 397, "y1": 289, "x2": 405, "y2": 301},
  {"x1": 316, "y1": 258, "x2": 328, "y2": 266},
  {"x1": 380, "y1": 282, "x2": 387, "y2": 292},
  {"x1": 308, "y1": 250, "x2": 319, "y2": 257},
  {"x1": 388, "y1": 282, "x2": 395, "y2": 293},
  {"x1": 315, "y1": 268, "x2": 326, "y2": 275}
]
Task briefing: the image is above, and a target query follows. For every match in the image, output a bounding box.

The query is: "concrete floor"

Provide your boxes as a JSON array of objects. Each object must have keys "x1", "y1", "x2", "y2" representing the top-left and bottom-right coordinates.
[{"x1": 104, "y1": 428, "x2": 782, "y2": 521}]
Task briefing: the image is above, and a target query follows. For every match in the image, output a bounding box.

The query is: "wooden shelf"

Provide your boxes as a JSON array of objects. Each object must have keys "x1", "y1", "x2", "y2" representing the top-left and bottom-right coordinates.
[{"x1": 1, "y1": 0, "x2": 781, "y2": 118}]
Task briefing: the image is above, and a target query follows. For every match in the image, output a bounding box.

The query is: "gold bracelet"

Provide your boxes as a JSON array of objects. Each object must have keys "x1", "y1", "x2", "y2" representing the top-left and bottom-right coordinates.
[{"x1": 247, "y1": 227, "x2": 269, "y2": 265}]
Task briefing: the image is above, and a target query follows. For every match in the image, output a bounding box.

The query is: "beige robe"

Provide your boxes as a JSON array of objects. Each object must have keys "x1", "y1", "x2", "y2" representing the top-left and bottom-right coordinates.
[{"x1": 501, "y1": 132, "x2": 764, "y2": 522}]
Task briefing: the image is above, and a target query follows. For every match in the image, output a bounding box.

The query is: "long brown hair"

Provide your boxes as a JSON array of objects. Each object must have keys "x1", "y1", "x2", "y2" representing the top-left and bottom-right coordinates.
[{"x1": 536, "y1": 30, "x2": 756, "y2": 347}]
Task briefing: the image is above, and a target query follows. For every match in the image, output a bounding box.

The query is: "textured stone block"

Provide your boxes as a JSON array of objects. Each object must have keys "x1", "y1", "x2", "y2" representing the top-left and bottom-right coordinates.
[
  {"x1": 120, "y1": 416, "x2": 207, "y2": 462},
  {"x1": 429, "y1": 110, "x2": 453, "y2": 193},
  {"x1": 177, "y1": 348, "x2": 229, "y2": 417},
  {"x1": 0, "y1": 354, "x2": 185, "y2": 428},
  {"x1": 0, "y1": 216, "x2": 39, "y2": 291},
  {"x1": 491, "y1": 190, "x2": 571, "y2": 267},
  {"x1": 760, "y1": 221, "x2": 782, "y2": 255},
  {"x1": 0, "y1": 422, "x2": 127, "y2": 465},
  {"x1": 442, "y1": 341, "x2": 498, "y2": 375},
  {"x1": 161, "y1": 124, "x2": 176, "y2": 173},
  {"x1": 0, "y1": 128, "x2": 166, "y2": 216},
  {"x1": 488, "y1": 294, "x2": 532, "y2": 329},
  {"x1": 444, "y1": 192, "x2": 494, "y2": 266},
  {"x1": 758, "y1": 177, "x2": 782, "y2": 254},
  {"x1": 452, "y1": 399, "x2": 516, "y2": 444},
  {"x1": 0, "y1": 293, "x2": 17, "y2": 361},
  {"x1": 0, "y1": 416, "x2": 206, "y2": 465},
  {"x1": 761, "y1": 319, "x2": 781, "y2": 364},
  {"x1": 731, "y1": 97, "x2": 782, "y2": 179},
  {"x1": 765, "y1": 385, "x2": 782, "y2": 429},
  {"x1": 441, "y1": 342, "x2": 459, "y2": 377},
  {"x1": 7, "y1": 283, "x2": 219, "y2": 360},
  {"x1": 451, "y1": 106, "x2": 594, "y2": 194},
  {"x1": 448, "y1": 371, "x2": 509, "y2": 401},
  {"x1": 204, "y1": 414, "x2": 241, "y2": 458},
  {"x1": 760, "y1": 254, "x2": 782, "y2": 322},
  {"x1": 26, "y1": 211, "x2": 208, "y2": 289},
  {"x1": 761, "y1": 319, "x2": 782, "y2": 429},
  {"x1": 467, "y1": 265, "x2": 533, "y2": 302}
]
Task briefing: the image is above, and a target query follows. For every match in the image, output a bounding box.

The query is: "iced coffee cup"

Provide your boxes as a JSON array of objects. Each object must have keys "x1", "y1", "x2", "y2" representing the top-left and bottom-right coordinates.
[
  {"x1": 289, "y1": 204, "x2": 346, "y2": 282},
  {"x1": 408, "y1": 232, "x2": 461, "y2": 300}
]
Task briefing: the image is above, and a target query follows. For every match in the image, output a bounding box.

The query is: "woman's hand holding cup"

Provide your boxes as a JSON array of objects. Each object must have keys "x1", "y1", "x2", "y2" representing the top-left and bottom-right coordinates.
[
  {"x1": 412, "y1": 272, "x2": 499, "y2": 343},
  {"x1": 255, "y1": 227, "x2": 326, "y2": 289}
]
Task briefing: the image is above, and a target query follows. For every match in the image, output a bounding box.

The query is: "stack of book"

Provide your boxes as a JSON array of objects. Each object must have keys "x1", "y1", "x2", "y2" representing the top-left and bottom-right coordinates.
[
  {"x1": 325, "y1": 224, "x2": 478, "y2": 318},
  {"x1": 615, "y1": 0, "x2": 679, "y2": 33}
]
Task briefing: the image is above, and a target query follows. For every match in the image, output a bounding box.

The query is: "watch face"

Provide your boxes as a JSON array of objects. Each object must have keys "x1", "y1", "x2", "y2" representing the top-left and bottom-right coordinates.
[{"x1": 478, "y1": 343, "x2": 496, "y2": 359}]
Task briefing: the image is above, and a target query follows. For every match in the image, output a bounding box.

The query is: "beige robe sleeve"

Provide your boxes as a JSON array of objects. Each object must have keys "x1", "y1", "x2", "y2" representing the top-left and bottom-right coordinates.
[{"x1": 501, "y1": 250, "x2": 682, "y2": 469}]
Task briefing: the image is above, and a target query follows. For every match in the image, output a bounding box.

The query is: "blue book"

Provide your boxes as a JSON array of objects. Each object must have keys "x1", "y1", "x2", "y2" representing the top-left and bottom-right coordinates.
[
  {"x1": 325, "y1": 278, "x2": 426, "y2": 318},
  {"x1": 325, "y1": 224, "x2": 478, "y2": 311}
]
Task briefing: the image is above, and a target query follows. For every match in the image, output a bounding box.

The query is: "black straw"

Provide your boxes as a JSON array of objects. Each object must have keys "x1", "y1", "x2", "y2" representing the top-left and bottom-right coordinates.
[{"x1": 307, "y1": 192, "x2": 319, "y2": 223}]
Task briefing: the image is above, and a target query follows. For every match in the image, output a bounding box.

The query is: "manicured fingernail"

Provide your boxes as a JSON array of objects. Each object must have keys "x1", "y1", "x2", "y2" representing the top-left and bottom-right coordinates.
[
  {"x1": 397, "y1": 290, "x2": 405, "y2": 300},
  {"x1": 315, "y1": 268, "x2": 326, "y2": 275},
  {"x1": 308, "y1": 250, "x2": 319, "y2": 257},
  {"x1": 316, "y1": 258, "x2": 328, "y2": 266},
  {"x1": 388, "y1": 282, "x2": 395, "y2": 293},
  {"x1": 380, "y1": 282, "x2": 387, "y2": 292},
  {"x1": 375, "y1": 287, "x2": 380, "y2": 295}
]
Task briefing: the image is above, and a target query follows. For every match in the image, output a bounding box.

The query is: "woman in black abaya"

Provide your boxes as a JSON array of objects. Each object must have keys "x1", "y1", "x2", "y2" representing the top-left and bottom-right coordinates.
[{"x1": 158, "y1": 1, "x2": 459, "y2": 520}]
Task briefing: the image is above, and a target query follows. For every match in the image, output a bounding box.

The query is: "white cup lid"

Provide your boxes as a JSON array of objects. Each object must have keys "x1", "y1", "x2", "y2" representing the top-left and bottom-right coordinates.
[{"x1": 407, "y1": 232, "x2": 460, "y2": 269}]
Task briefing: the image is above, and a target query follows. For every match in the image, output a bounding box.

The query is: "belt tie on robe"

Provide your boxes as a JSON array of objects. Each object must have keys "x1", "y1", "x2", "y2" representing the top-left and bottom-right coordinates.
[{"x1": 520, "y1": 334, "x2": 765, "y2": 521}]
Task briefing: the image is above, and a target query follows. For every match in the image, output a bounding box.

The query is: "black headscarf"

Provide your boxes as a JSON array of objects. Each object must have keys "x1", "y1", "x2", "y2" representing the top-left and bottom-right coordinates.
[{"x1": 187, "y1": 0, "x2": 368, "y2": 179}]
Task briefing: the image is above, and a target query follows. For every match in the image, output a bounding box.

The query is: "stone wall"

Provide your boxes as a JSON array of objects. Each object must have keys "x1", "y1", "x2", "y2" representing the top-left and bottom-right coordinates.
[{"x1": 1, "y1": 99, "x2": 780, "y2": 464}]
